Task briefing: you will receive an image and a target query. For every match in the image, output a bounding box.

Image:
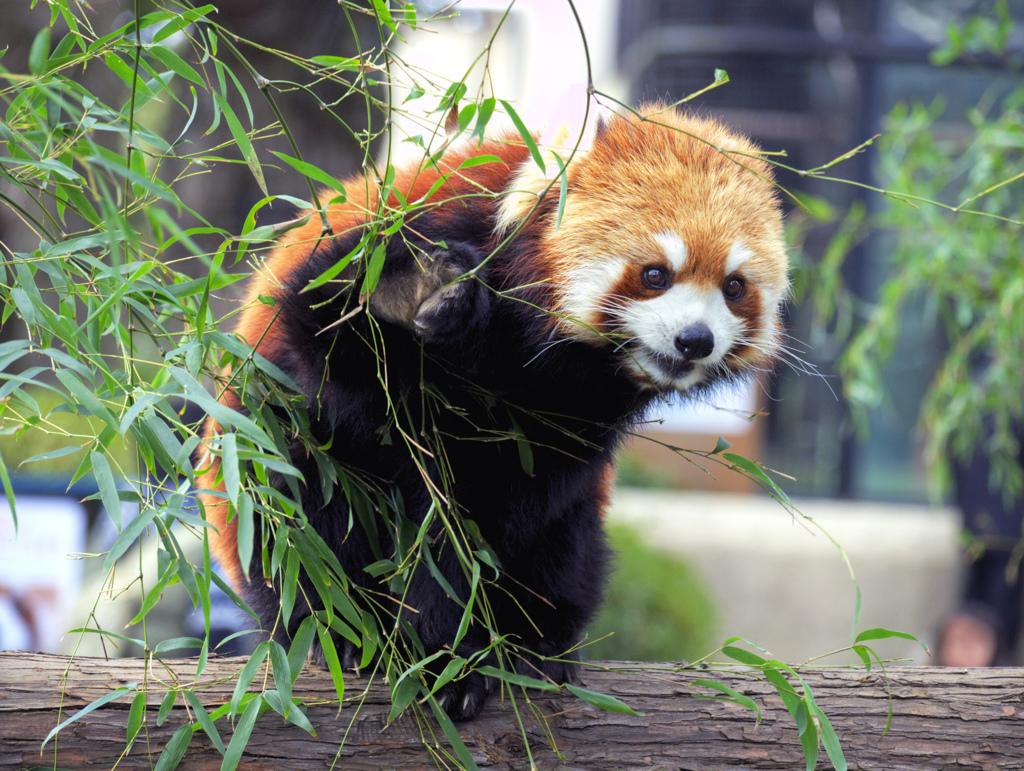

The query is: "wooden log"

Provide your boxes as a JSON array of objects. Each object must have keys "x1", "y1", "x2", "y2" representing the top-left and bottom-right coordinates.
[{"x1": 1, "y1": 651, "x2": 1022, "y2": 770}]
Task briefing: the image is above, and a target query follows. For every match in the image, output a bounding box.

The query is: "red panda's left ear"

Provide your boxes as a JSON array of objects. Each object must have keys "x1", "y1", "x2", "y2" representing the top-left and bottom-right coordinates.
[
  {"x1": 495, "y1": 88, "x2": 612, "y2": 234},
  {"x1": 538, "y1": 82, "x2": 609, "y2": 157}
]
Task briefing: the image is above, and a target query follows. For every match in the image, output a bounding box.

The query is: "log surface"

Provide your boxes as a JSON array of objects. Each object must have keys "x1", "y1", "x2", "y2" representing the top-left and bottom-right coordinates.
[{"x1": 0, "y1": 652, "x2": 1022, "y2": 770}]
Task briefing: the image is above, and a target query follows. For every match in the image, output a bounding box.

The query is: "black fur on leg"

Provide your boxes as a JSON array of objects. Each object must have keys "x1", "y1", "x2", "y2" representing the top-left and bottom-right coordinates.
[{"x1": 222, "y1": 213, "x2": 644, "y2": 722}]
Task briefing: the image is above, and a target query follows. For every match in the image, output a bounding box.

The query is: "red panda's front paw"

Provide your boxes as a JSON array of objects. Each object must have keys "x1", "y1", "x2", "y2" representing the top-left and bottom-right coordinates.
[
  {"x1": 413, "y1": 275, "x2": 489, "y2": 343},
  {"x1": 434, "y1": 670, "x2": 494, "y2": 721},
  {"x1": 412, "y1": 242, "x2": 490, "y2": 344}
]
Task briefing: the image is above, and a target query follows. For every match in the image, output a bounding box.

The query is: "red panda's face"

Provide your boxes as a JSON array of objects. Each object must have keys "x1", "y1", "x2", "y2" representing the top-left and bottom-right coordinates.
[
  {"x1": 556, "y1": 228, "x2": 787, "y2": 393},
  {"x1": 534, "y1": 108, "x2": 790, "y2": 394}
]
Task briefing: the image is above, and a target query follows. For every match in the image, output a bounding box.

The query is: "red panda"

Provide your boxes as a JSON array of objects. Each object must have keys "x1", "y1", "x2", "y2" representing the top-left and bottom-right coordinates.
[{"x1": 199, "y1": 104, "x2": 788, "y2": 720}]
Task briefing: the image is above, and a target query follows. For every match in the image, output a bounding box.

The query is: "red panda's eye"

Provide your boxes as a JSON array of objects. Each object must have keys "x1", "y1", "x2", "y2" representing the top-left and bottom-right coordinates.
[
  {"x1": 724, "y1": 276, "x2": 745, "y2": 300},
  {"x1": 642, "y1": 266, "x2": 670, "y2": 290}
]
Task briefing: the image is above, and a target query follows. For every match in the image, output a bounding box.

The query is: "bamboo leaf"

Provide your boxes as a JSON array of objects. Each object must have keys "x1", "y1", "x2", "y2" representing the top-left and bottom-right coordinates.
[
  {"x1": 814, "y1": 704, "x2": 848, "y2": 771},
  {"x1": 361, "y1": 241, "x2": 387, "y2": 296},
  {"x1": 722, "y1": 452, "x2": 790, "y2": 503},
  {"x1": 552, "y1": 152, "x2": 568, "y2": 231},
  {"x1": 230, "y1": 642, "x2": 270, "y2": 716},
  {"x1": 302, "y1": 241, "x2": 364, "y2": 293},
  {"x1": 280, "y1": 548, "x2": 299, "y2": 627},
  {"x1": 207, "y1": 571, "x2": 258, "y2": 626},
  {"x1": 426, "y1": 696, "x2": 479, "y2": 771},
  {"x1": 129, "y1": 556, "x2": 179, "y2": 625},
  {"x1": 711, "y1": 436, "x2": 732, "y2": 454},
  {"x1": 470, "y1": 97, "x2": 496, "y2": 145},
  {"x1": 221, "y1": 695, "x2": 263, "y2": 771},
  {"x1": 798, "y1": 702, "x2": 819, "y2": 771},
  {"x1": 125, "y1": 690, "x2": 146, "y2": 749},
  {"x1": 852, "y1": 644, "x2": 873, "y2": 674},
  {"x1": 474, "y1": 665, "x2": 559, "y2": 692},
  {"x1": 55, "y1": 369, "x2": 118, "y2": 429},
  {"x1": 287, "y1": 615, "x2": 317, "y2": 682},
  {"x1": 148, "y1": 42, "x2": 204, "y2": 86},
  {"x1": 388, "y1": 671, "x2": 423, "y2": 722},
  {"x1": 103, "y1": 507, "x2": 158, "y2": 573},
  {"x1": 212, "y1": 91, "x2": 267, "y2": 197},
  {"x1": 283, "y1": 701, "x2": 316, "y2": 736},
  {"x1": 452, "y1": 561, "x2": 479, "y2": 650},
  {"x1": 269, "y1": 641, "x2": 292, "y2": 720},
  {"x1": 500, "y1": 99, "x2": 544, "y2": 172},
  {"x1": 153, "y1": 637, "x2": 205, "y2": 654},
  {"x1": 155, "y1": 688, "x2": 178, "y2": 724},
  {"x1": 42, "y1": 686, "x2": 134, "y2": 749},
  {"x1": 692, "y1": 679, "x2": 761, "y2": 722},
  {"x1": 310, "y1": 55, "x2": 361, "y2": 71},
  {"x1": 270, "y1": 151, "x2": 349, "y2": 198},
  {"x1": 722, "y1": 645, "x2": 768, "y2": 667},
  {"x1": 28, "y1": 27, "x2": 52, "y2": 75},
  {"x1": 19, "y1": 446, "x2": 81, "y2": 467},
  {"x1": 90, "y1": 451, "x2": 122, "y2": 530},
  {"x1": 457, "y1": 153, "x2": 502, "y2": 170},
  {"x1": 153, "y1": 723, "x2": 193, "y2": 771},
  {"x1": 0, "y1": 450, "x2": 17, "y2": 531},
  {"x1": 566, "y1": 683, "x2": 644, "y2": 715},
  {"x1": 165, "y1": 367, "x2": 273, "y2": 449},
  {"x1": 315, "y1": 625, "x2": 346, "y2": 707},
  {"x1": 508, "y1": 413, "x2": 534, "y2": 477},
  {"x1": 371, "y1": 0, "x2": 397, "y2": 33},
  {"x1": 762, "y1": 666, "x2": 803, "y2": 723},
  {"x1": 183, "y1": 690, "x2": 226, "y2": 755},
  {"x1": 236, "y1": 493, "x2": 254, "y2": 580},
  {"x1": 854, "y1": 627, "x2": 924, "y2": 646}
]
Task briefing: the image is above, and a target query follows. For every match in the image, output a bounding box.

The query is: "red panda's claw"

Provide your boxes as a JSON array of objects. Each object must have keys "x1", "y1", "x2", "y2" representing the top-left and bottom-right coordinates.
[{"x1": 434, "y1": 670, "x2": 493, "y2": 721}]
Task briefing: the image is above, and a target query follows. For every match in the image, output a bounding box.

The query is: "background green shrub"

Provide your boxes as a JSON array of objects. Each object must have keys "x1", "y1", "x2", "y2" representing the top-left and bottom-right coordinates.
[{"x1": 587, "y1": 523, "x2": 715, "y2": 662}]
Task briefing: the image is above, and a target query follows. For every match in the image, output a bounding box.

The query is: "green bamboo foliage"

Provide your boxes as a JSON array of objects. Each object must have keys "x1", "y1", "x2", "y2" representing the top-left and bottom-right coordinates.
[
  {"x1": 0, "y1": 1, "x2": 494, "y2": 763},
  {"x1": 807, "y1": 6, "x2": 1024, "y2": 498}
]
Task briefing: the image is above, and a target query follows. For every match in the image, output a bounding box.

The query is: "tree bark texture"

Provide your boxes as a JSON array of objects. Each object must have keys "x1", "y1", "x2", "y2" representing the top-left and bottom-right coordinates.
[{"x1": 1, "y1": 652, "x2": 1022, "y2": 770}]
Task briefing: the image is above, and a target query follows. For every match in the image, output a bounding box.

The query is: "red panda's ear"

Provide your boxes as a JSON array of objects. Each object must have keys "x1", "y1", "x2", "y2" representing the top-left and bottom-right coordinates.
[
  {"x1": 537, "y1": 83, "x2": 613, "y2": 157},
  {"x1": 495, "y1": 91, "x2": 615, "y2": 234}
]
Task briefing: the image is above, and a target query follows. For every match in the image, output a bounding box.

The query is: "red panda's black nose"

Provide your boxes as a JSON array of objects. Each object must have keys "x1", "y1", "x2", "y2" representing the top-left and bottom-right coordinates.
[{"x1": 675, "y1": 324, "x2": 715, "y2": 361}]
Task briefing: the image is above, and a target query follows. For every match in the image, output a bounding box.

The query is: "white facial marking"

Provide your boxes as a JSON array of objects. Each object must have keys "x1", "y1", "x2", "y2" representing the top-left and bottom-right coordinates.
[
  {"x1": 557, "y1": 238, "x2": 781, "y2": 391},
  {"x1": 653, "y1": 231, "x2": 688, "y2": 273},
  {"x1": 725, "y1": 242, "x2": 753, "y2": 276},
  {"x1": 619, "y1": 283, "x2": 747, "y2": 390},
  {"x1": 559, "y1": 255, "x2": 631, "y2": 338}
]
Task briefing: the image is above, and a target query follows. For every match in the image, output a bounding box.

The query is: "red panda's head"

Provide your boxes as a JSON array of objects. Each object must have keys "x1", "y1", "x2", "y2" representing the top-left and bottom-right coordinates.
[{"x1": 498, "y1": 105, "x2": 789, "y2": 394}]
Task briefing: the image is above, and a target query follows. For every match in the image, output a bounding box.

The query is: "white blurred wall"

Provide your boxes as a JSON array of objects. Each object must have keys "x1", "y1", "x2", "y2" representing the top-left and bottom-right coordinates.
[
  {"x1": 390, "y1": 0, "x2": 627, "y2": 143},
  {"x1": 611, "y1": 489, "x2": 961, "y2": 665}
]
